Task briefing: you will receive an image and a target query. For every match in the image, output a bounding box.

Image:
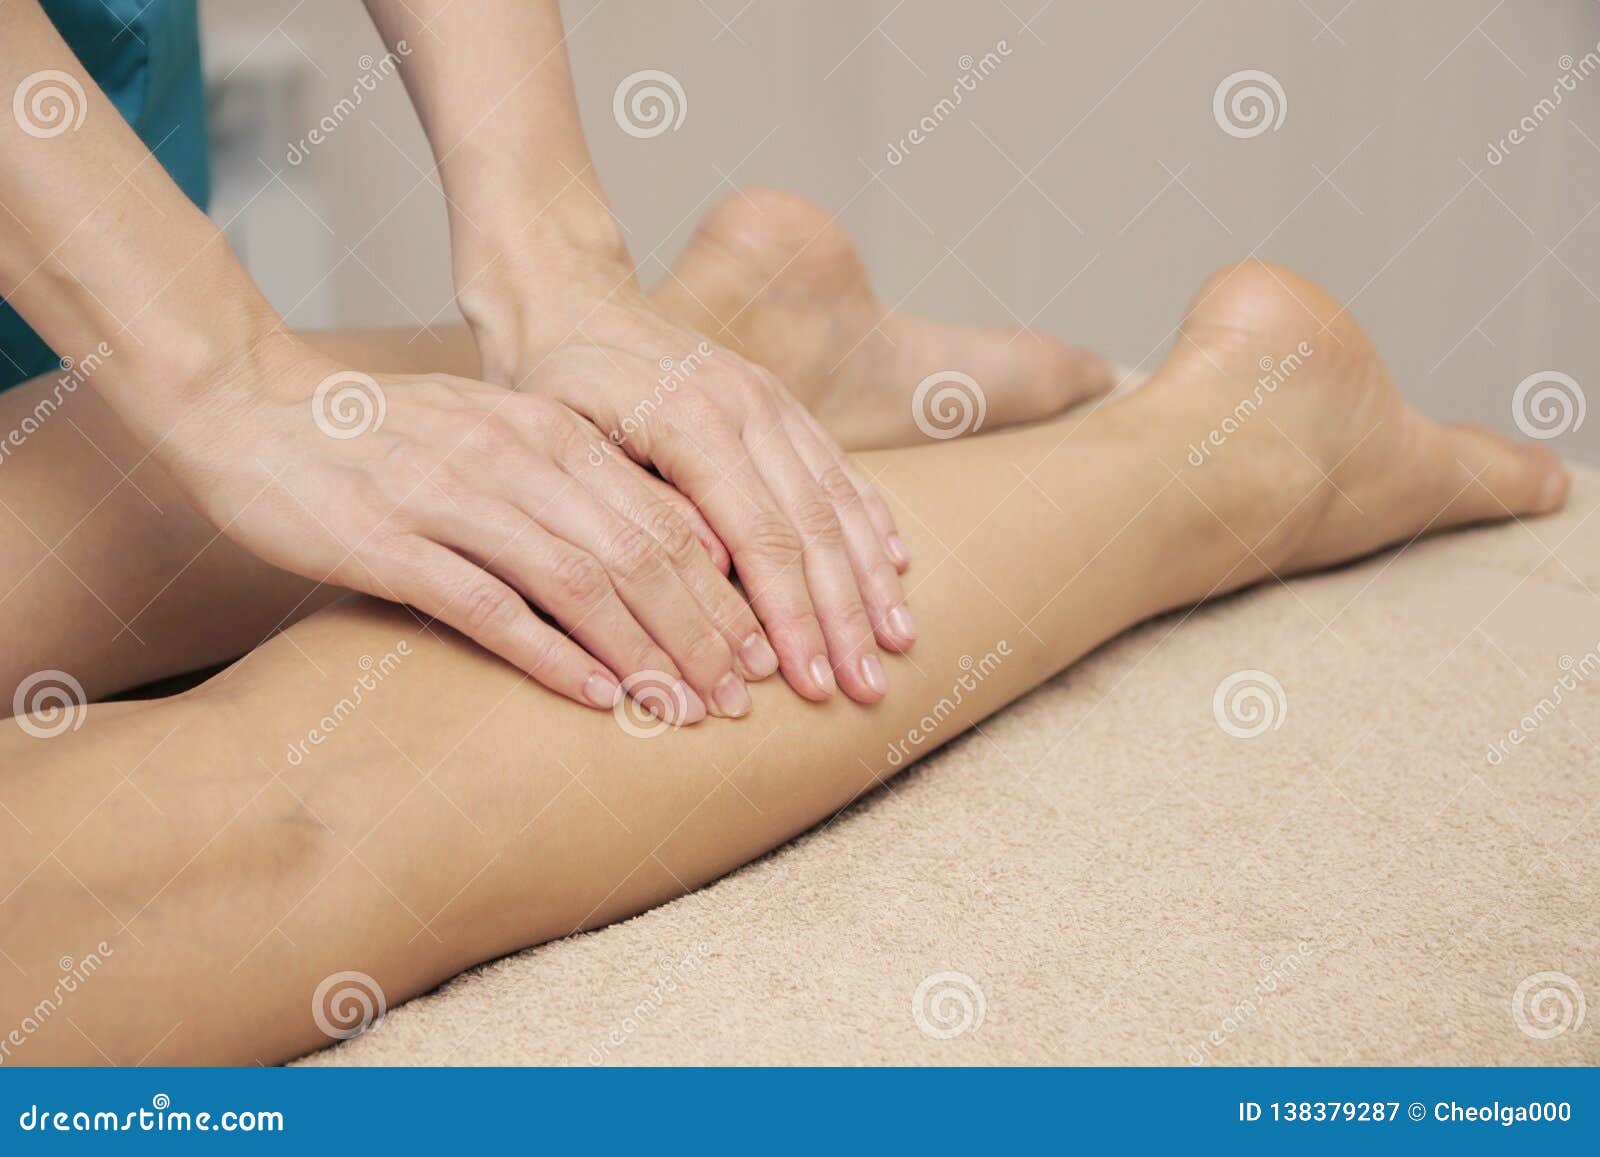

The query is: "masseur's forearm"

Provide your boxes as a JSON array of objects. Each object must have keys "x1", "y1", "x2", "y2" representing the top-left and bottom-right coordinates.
[
  {"x1": 359, "y1": 0, "x2": 611, "y2": 222},
  {"x1": 0, "y1": 1, "x2": 281, "y2": 446},
  {"x1": 0, "y1": 382, "x2": 1278, "y2": 1064},
  {"x1": 360, "y1": 0, "x2": 633, "y2": 367}
]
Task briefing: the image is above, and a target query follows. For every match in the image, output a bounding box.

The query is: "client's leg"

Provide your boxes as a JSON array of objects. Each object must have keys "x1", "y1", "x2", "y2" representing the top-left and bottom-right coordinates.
[
  {"x1": 0, "y1": 263, "x2": 1567, "y2": 1065},
  {"x1": 0, "y1": 191, "x2": 1106, "y2": 700}
]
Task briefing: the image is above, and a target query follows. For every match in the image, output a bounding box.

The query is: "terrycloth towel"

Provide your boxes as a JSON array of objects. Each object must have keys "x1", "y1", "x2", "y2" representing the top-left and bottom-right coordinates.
[{"x1": 303, "y1": 466, "x2": 1599, "y2": 1066}]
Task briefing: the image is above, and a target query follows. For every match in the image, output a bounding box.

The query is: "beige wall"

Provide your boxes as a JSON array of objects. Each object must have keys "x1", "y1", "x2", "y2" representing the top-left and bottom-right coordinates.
[{"x1": 201, "y1": 0, "x2": 1600, "y2": 462}]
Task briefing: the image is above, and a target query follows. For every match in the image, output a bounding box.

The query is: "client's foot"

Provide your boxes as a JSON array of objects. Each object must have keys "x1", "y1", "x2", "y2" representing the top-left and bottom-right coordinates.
[
  {"x1": 651, "y1": 188, "x2": 1114, "y2": 449},
  {"x1": 1151, "y1": 261, "x2": 1570, "y2": 573}
]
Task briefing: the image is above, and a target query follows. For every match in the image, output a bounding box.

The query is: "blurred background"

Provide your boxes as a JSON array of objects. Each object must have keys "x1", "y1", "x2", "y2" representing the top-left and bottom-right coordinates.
[{"x1": 200, "y1": 0, "x2": 1599, "y2": 462}]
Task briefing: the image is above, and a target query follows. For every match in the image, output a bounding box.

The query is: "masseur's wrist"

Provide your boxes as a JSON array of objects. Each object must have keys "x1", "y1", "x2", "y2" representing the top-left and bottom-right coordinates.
[
  {"x1": 88, "y1": 249, "x2": 294, "y2": 445},
  {"x1": 457, "y1": 250, "x2": 645, "y2": 389},
  {"x1": 435, "y1": 128, "x2": 628, "y2": 258},
  {"x1": 451, "y1": 180, "x2": 637, "y2": 383}
]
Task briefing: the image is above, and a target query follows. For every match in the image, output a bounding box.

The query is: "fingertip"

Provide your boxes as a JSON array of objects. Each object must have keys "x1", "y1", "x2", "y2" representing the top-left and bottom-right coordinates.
[
  {"x1": 885, "y1": 533, "x2": 910, "y2": 571},
  {"x1": 877, "y1": 603, "x2": 917, "y2": 651},
  {"x1": 828, "y1": 649, "x2": 880, "y2": 704},
  {"x1": 738, "y1": 633, "x2": 780, "y2": 680},
  {"x1": 760, "y1": 616, "x2": 835, "y2": 700},
  {"x1": 711, "y1": 671, "x2": 752, "y2": 718},
  {"x1": 858, "y1": 653, "x2": 889, "y2": 700},
  {"x1": 674, "y1": 500, "x2": 730, "y2": 572},
  {"x1": 806, "y1": 653, "x2": 837, "y2": 700},
  {"x1": 700, "y1": 529, "x2": 732, "y2": 574},
  {"x1": 583, "y1": 673, "x2": 619, "y2": 709},
  {"x1": 676, "y1": 682, "x2": 708, "y2": 724}
]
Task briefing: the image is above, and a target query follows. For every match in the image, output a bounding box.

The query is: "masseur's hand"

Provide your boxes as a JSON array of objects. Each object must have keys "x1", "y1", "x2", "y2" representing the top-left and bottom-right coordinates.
[
  {"x1": 353, "y1": 0, "x2": 913, "y2": 703},
  {"x1": 169, "y1": 339, "x2": 776, "y2": 722},
  {"x1": 470, "y1": 282, "x2": 917, "y2": 706}
]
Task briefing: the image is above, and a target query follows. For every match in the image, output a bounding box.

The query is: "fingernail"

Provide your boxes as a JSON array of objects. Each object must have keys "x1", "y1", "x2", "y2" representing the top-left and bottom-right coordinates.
[
  {"x1": 886, "y1": 534, "x2": 910, "y2": 567},
  {"x1": 887, "y1": 604, "x2": 917, "y2": 643},
  {"x1": 674, "y1": 681, "x2": 707, "y2": 725},
  {"x1": 808, "y1": 655, "x2": 837, "y2": 696},
  {"x1": 584, "y1": 674, "x2": 618, "y2": 709},
  {"x1": 739, "y1": 633, "x2": 780, "y2": 679},
  {"x1": 713, "y1": 672, "x2": 751, "y2": 718},
  {"x1": 860, "y1": 654, "x2": 888, "y2": 696}
]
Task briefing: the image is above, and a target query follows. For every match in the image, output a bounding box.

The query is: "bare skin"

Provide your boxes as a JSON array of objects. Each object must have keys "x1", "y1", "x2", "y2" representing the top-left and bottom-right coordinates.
[
  {"x1": 4, "y1": 0, "x2": 942, "y2": 712},
  {"x1": 0, "y1": 222, "x2": 1568, "y2": 1063},
  {"x1": 654, "y1": 188, "x2": 1115, "y2": 450},
  {"x1": 0, "y1": 191, "x2": 1113, "y2": 702}
]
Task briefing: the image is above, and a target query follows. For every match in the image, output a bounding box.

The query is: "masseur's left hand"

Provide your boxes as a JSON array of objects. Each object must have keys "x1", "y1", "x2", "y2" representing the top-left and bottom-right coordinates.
[{"x1": 466, "y1": 271, "x2": 917, "y2": 706}]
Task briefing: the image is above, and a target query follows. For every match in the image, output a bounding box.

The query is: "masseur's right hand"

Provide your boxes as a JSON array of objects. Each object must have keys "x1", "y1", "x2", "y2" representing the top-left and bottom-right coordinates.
[{"x1": 170, "y1": 342, "x2": 776, "y2": 723}]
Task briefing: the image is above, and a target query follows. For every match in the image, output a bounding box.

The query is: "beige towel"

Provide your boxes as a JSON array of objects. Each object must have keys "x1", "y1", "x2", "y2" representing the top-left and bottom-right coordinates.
[{"x1": 303, "y1": 466, "x2": 1599, "y2": 1066}]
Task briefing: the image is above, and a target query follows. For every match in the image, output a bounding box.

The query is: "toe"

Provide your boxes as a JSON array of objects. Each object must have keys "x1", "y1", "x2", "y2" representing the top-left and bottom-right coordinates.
[
  {"x1": 897, "y1": 316, "x2": 1116, "y2": 431},
  {"x1": 1005, "y1": 330, "x2": 1116, "y2": 415},
  {"x1": 1436, "y1": 422, "x2": 1569, "y2": 527}
]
